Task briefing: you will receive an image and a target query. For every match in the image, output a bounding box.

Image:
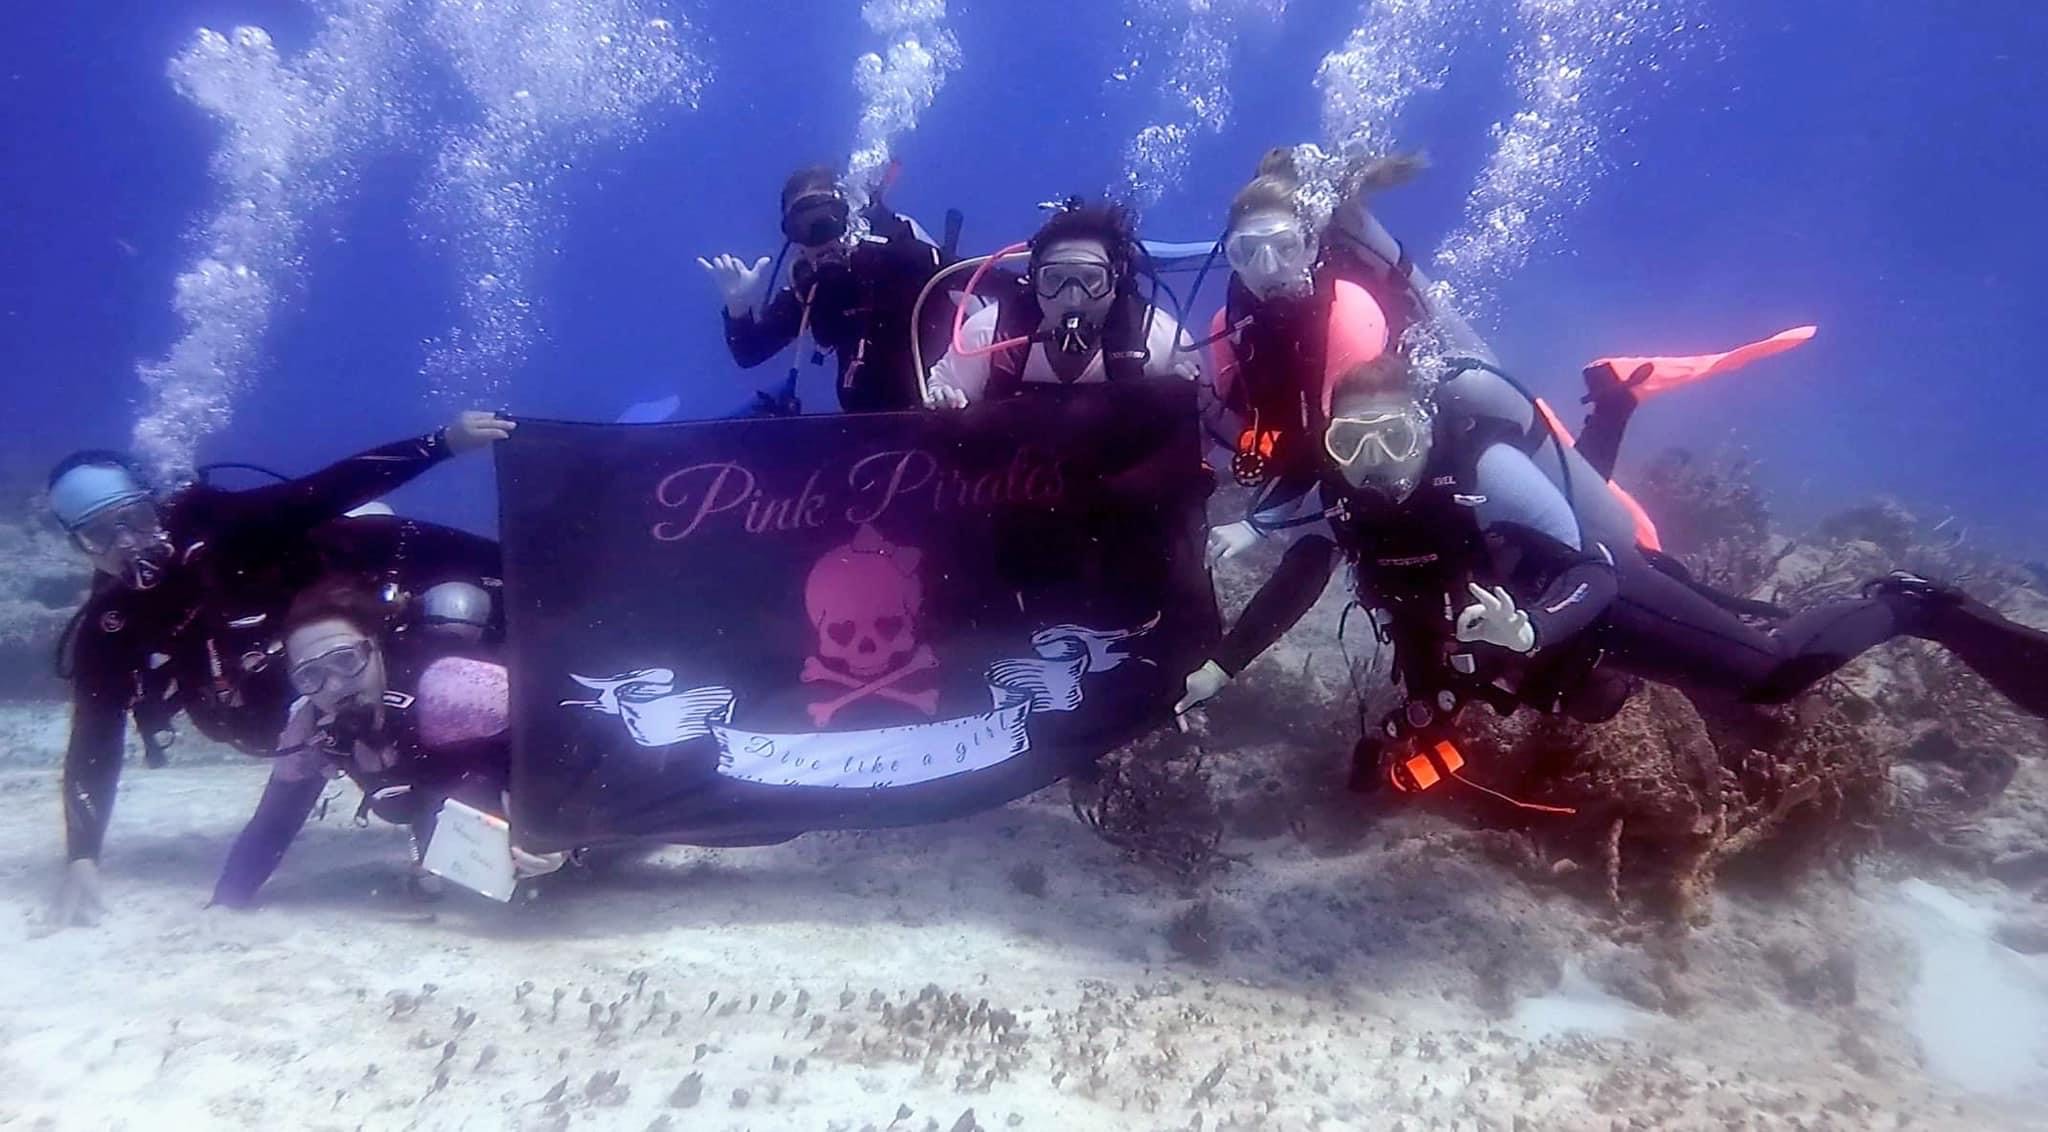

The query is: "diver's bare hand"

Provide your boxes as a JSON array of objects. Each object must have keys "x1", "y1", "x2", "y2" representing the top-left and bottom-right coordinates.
[
  {"x1": 36, "y1": 859, "x2": 105, "y2": 934},
  {"x1": 445, "y1": 411, "x2": 516, "y2": 454}
]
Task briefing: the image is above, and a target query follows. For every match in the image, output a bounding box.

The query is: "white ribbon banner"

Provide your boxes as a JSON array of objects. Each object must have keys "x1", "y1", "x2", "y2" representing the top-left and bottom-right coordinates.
[{"x1": 562, "y1": 623, "x2": 1151, "y2": 790}]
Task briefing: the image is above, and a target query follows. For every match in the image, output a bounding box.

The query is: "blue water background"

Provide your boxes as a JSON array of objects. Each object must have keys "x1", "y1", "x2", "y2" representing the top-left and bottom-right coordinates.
[{"x1": 0, "y1": 1, "x2": 2041, "y2": 551}]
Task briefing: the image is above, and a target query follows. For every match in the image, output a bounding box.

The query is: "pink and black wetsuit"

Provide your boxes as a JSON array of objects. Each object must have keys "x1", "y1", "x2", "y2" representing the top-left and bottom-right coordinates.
[{"x1": 210, "y1": 653, "x2": 510, "y2": 907}]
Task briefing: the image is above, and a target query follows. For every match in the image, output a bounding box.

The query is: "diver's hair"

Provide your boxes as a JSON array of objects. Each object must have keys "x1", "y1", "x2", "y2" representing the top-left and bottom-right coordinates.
[
  {"x1": 1333, "y1": 353, "x2": 1421, "y2": 398},
  {"x1": 284, "y1": 575, "x2": 395, "y2": 645},
  {"x1": 1029, "y1": 202, "x2": 1136, "y2": 274},
  {"x1": 1227, "y1": 147, "x2": 1307, "y2": 229},
  {"x1": 1255, "y1": 146, "x2": 1301, "y2": 181},
  {"x1": 780, "y1": 165, "x2": 841, "y2": 212},
  {"x1": 1228, "y1": 147, "x2": 1425, "y2": 231},
  {"x1": 1228, "y1": 146, "x2": 1428, "y2": 229},
  {"x1": 1228, "y1": 175, "x2": 1302, "y2": 229},
  {"x1": 47, "y1": 449, "x2": 149, "y2": 492},
  {"x1": 1338, "y1": 151, "x2": 1430, "y2": 200}
]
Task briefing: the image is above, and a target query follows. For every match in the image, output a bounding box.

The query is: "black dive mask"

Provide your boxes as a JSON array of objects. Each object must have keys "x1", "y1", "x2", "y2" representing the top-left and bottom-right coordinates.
[{"x1": 781, "y1": 193, "x2": 850, "y2": 248}]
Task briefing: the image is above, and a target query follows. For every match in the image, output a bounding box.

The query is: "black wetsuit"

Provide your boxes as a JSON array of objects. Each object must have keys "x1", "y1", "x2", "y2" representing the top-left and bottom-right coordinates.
[
  {"x1": 721, "y1": 209, "x2": 945, "y2": 413},
  {"x1": 1215, "y1": 422, "x2": 2048, "y2": 725},
  {"x1": 61, "y1": 434, "x2": 501, "y2": 863},
  {"x1": 210, "y1": 643, "x2": 509, "y2": 907}
]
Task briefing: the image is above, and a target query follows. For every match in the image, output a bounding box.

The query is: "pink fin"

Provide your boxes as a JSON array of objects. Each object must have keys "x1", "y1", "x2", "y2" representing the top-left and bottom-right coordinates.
[{"x1": 1588, "y1": 325, "x2": 1817, "y2": 399}]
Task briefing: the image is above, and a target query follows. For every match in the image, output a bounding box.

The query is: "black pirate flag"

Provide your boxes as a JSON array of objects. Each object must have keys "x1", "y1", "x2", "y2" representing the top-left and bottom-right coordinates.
[{"x1": 495, "y1": 379, "x2": 1218, "y2": 851}]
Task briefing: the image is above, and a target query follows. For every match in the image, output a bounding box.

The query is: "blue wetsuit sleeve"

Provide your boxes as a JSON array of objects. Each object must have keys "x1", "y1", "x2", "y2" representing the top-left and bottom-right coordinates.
[
  {"x1": 1519, "y1": 556, "x2": 1618, "y2": 651},
  {"x1": 211, "y1": 773, "x2": 325, "y2": 908},
  {"x1": 1471, "y1": 444, "x2": 1617, "y2": 649},
  {"x1": 1248, "y1": 473, "x2": 1322, "y2": 532},
  {"x1": 1473, "y1": 444, "x2": 1582, "y2": 551}
]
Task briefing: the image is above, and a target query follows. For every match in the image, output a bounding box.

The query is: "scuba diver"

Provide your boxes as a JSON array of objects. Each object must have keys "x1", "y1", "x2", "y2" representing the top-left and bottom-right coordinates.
[
  {"x1": 924, "y1": 200, "x2": 1221, "y2": 680},
  {"x1": 1176, "y1": 334, "x2": 2048, "y2": 788},
  {"x1": 211, "y1": 576, "x2": 558, "y2": 908},
  {"x1": 1194, "y1": 146, "x2": 1788, "y2": 589},
  {"x1": 43, "y1": 412, "x2": 511, "y2": 929},
  {"x1": 1197, "y1": 148, "x2": 1508, "y2": 561},
  {"x1": 924, "y1": 201, "x2": 1195, "y2": 404},
  {"x1": 699, "y1": 165, "x2": 948, "y2": 415}
]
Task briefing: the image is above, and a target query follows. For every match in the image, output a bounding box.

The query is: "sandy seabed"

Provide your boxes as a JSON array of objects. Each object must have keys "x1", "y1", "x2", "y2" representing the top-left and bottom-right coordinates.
[{"x1": 2, "y1": 700, "x2": 2045, "y2": 1132}]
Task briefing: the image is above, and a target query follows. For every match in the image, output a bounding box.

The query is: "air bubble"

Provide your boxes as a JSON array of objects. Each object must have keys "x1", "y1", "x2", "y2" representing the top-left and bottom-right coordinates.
[
  {"x1": 844, "y1": 1, "x2": 962, "y2": 217},
  {"x1": 1119, "y1": 0, "x2": 1290, "y2": 210},
  {"x1": 416, "y1": 0, "x2": 709, "y2": 402},
  {"x1": 132, "y1": 0, "x2": 420, "y2": 480}
]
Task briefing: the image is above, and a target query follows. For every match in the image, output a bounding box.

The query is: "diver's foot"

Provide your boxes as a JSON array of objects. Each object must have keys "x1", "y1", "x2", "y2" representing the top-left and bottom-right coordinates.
[
  {"x1": 1581, "y1": 360, "x2": 1653, "y2": 407},
  {"x1": 511, "y1": 847, "x2": 569, "y2": 879},
  {"x1": 1862, "y1": 570, "x2": 1962, "y2": 603},
  {"x1": 407, "y1": 869, "x2": 447, "y2": 902},
  {"x1": 1862, "y1": 571, "x2": 1967, "y2": 638}
]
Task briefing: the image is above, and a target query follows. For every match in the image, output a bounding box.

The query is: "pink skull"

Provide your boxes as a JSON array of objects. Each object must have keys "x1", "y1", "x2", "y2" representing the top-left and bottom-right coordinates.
[{"x1": 803, "y1": 525, "x2": 925, "y2": 678}]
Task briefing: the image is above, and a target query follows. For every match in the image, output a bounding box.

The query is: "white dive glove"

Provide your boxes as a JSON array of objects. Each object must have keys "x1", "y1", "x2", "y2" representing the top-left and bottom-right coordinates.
[
  {"x1": 924, "y1": 381, "x2": 970, "y2": 410},
  {"x1": 1205, "y1": 521, "x2": 1259, "y2": 566},
  {"x1": 696, "y1": 254, "x2": 772, "y2": 318},
  {"x1": 1175, "y1": 660, "x2": 1232, "y2": 714},
  {"x1": 1454, "y1": 583, "x2": 1536, "y2": 654}
]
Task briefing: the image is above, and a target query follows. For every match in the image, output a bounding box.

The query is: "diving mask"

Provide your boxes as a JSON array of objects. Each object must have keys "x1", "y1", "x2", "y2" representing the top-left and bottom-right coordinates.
[
  {"x1": 1225, "y1": 215, "x2": 1314, "y2": 298},
  {"x1": 1325, "y1": 408, "x2": 1426, "y2": 468},
  {"x1": 1325, "y1": 399, "x2": 1432, "y2": 502},
  {"x1": 781, "y1": 192, "x2": 850, "y2": 248},
  {"x1": 70, "y1": 500, "x2": 174, "y2": 589},
  {"x1": 289, "y1": 639, "x2": 375, "y2": 696},
  {"x1": 1033, "y1": 260, "x2": 1116, "y2": 303},
  {"x1": 68, "y1": 499, "x2": 162, "y2": 556}
]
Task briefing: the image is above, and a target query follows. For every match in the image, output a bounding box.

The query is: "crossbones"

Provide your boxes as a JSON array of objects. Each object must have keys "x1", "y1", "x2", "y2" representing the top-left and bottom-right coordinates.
[{"x1": 801, "y1": 646, "x2": 941, "y2": 726}]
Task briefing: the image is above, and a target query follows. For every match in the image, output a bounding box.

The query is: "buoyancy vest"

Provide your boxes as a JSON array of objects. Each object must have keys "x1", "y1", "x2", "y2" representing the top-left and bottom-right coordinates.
[
  {"x1": 1209, "y1": 251, "x2": 1422, "y2": 485},
  {"x1": 983, "y1": 276, "x2": 1155, "y2": 401}
]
